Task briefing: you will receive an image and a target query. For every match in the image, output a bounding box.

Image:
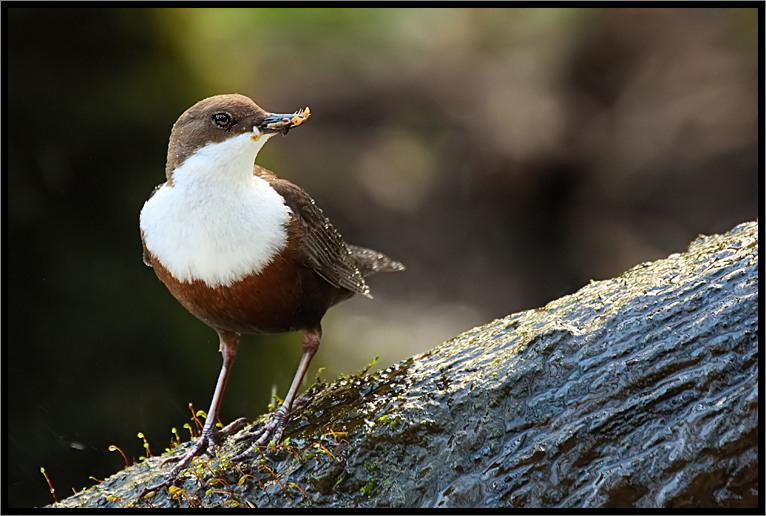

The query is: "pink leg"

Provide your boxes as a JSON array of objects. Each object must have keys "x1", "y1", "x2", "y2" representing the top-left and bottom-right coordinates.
[
  {"x1": 140, "y1": 330, "x2": 245, "y2": 498},
  {"x1": 233, "y1": 326, "x2": 321, "y2": 459},
  {"x1": 159, "y1": 332, "x2": 243, "y2": 474}
]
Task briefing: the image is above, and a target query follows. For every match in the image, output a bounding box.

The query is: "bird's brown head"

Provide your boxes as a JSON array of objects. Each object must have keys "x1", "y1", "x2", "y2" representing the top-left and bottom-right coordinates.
[{"x1": 165, "y1": 94, "x2": 310, "y2": 181}]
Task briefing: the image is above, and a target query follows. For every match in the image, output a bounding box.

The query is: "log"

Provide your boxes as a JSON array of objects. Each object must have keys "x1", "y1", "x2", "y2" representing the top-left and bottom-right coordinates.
[{"x1": 51, "y1": 221, "x2": 759, "y2": 509}]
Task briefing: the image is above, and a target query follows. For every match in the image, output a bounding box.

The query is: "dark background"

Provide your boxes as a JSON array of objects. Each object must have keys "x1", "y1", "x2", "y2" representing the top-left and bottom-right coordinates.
[{"x1": 6, "y1": 7, "x2": 759, "y2": 508}]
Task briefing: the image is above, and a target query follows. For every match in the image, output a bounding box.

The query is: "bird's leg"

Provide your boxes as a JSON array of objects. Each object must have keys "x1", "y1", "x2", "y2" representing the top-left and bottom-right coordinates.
[
  {"x1": 233, "y1": 326, "x2": 321, "y2": 460},
  {"x1": 139, "y1": 330, "x2": 242, "y2": 498},
  {"x1": 167, "y1": 330, "x2": 244, "y2": 464}
]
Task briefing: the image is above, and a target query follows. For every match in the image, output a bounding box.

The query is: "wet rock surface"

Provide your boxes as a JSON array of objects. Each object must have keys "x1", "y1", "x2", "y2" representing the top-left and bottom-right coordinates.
[{"x1": 52, "y1": 221, "x2": 758, "y2": 508}]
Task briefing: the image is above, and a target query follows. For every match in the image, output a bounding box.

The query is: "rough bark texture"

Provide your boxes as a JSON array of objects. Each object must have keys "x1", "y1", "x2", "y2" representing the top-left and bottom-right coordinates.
[{"x1": 51, "y1": 221, "x2": 759, "y2": 509}]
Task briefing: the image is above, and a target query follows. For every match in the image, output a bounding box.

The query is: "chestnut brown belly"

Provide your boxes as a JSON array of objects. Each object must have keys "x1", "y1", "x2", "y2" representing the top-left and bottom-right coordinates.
[{"x1": 149, "y1": 252, "x2": 351, "y2": 334}]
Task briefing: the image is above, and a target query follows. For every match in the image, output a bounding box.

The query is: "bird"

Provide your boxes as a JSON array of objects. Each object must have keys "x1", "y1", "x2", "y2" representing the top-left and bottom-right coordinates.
[{"x1": 139, "y1": 93, "x2": 404, "y2": 482}]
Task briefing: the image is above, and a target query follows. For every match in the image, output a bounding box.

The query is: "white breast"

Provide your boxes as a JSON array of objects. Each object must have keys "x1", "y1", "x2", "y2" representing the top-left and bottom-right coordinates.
[{"x1": 139, "y1": 132, "x2": 292, "y2": 288}]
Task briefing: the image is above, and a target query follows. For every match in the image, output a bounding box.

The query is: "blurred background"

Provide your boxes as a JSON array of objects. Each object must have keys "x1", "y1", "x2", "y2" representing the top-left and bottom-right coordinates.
[{"x1": 6, "y1": 7, "x2": 759, "y2": 508}]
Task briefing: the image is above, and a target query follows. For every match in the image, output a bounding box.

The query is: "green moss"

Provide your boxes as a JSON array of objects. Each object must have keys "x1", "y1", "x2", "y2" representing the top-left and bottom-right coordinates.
[
  {"x1": 360, "y1": 477, "x2": 378, "y2": 495},
  {"x1": 378, "y1": 414, "x2": 402, "y2": 430}
]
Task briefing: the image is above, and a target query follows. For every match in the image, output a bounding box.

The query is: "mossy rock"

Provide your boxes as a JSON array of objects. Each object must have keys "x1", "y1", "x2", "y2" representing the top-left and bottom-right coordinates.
[{"x1": 51, "y1": 221, "x2": 759, "y2": 509}]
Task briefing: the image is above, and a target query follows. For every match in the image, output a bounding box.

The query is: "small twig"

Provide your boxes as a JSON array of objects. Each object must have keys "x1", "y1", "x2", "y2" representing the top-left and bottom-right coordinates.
[
  {"x1": 108, "y1": 445, "x2": 131, "y2": 467},
  {"x1": 40, "y1": 467, "x2": 57, "y2": 503}
]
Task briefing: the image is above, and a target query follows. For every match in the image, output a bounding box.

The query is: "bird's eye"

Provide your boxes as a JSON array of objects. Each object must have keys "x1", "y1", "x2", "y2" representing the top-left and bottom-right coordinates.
[{"x1": 212, "y1": 112, "x2": 233, "y2": 129}]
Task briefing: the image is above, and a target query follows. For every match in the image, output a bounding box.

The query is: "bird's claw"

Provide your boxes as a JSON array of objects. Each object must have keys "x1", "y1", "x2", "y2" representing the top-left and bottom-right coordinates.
[
  {"x1": 138, "y1": 422, "x2": 242, "y2": 499},
  {"x1": 232, "y1": 408, "x2": 291, "y2": 460},
  {"x1": 138, "y1": 412, "x2": 291, "y2": 500},
  {"x1": 221, "y1": 417, "x2": 248, "y2": 435}
]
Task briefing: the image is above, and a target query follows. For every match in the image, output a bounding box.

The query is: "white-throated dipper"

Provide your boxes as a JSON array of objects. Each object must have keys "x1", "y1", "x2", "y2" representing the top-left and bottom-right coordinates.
[{"x1": 139, "y1": 94, "x2": 404, "y2": 482}]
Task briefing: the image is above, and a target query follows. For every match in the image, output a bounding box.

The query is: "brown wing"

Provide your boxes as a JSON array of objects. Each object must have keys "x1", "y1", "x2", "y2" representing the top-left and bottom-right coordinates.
[
  {"x1": 256, "y1": 166, "x2": 372, "y2": 299},
  {"x1": 347, "y1": 244, "x2": 405, "y2": 276}
]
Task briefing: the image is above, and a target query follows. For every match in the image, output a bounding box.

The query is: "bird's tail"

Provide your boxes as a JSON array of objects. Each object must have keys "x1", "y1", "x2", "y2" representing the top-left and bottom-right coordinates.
[{"x1": 348, "y1": 245, "x2": 406, "y2": 277}]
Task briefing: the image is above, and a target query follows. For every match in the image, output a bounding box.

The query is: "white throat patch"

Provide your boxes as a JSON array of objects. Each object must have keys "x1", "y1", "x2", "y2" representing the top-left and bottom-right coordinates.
[{"x1": 140, "y1": 132, "x2": 292, "y2": 287}]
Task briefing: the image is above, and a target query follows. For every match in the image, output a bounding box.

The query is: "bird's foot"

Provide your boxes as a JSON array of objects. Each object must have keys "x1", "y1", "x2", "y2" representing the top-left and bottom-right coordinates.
[
  {"x1": 219, "y1": 417, "x2": 249, "y2": 436},
  {"x1": 138, "y1": 420, "x2": 248, "y2": 499},
  {"x1": 232, "y1": 406, "x2": 292, "y2": 461}
]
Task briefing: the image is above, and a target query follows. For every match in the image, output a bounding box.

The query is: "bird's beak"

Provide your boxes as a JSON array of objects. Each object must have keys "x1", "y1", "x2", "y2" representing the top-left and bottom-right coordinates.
[{"x1": 254, "y1": 107, "x2": 311, "y2": 138}]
